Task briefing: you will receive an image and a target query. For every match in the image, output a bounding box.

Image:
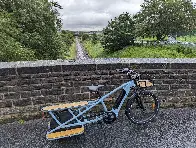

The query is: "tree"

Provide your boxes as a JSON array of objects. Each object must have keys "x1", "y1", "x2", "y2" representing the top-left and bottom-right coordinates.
[
  {"x1": 91, "y1": 33, "x2": 98, "y2": 44},
  {"x1": 0, "y1": 0, "x2": 63, "y2": 60},
  {"x1": 78, "y1": 32, "x2": 83, "y2": 37},
  {"x1": 0, "y1": 11, "x2": 35, "y2": 61},
  {"x1": 81, "y1": 33, "x2": 90, "y2": 41},
  {"x1": 61, "y1": 30, "x2": 74, "y2": 47},
  {"x1": 101, "y1": 12, "x2": 135, "y2": 51},
  {"x1": 135, "y1": 0, "x2": 196, "y2": 41}
]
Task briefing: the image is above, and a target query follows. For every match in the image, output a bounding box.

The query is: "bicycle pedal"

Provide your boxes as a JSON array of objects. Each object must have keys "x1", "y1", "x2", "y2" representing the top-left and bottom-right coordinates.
[{"x1": 46, "y1": 126, "x2": 84, "y2": 140}]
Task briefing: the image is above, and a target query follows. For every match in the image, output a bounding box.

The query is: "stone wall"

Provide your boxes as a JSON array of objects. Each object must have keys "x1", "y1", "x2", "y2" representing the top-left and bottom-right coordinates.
[{"x1": 1, "y1": 58, "x2": 196, "y2": 123}]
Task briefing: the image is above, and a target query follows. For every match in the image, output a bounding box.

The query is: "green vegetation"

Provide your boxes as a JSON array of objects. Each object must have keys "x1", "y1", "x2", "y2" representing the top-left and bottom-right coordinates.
[
  {"x1": 60, "y1": 30, "x2": 76, "y2": 59},
  {"x1": 18, "y1": 119, "x2": 25, "y2": 124},
  {"x1": 64, "y1": 41, "x2": 77, "y2": 60},
  {"x1": 135, "y1": 0, "x2": 196, "y2": 41},
  {"x1": 83, "y1": 41, "x2": 104, "y2": 58},
  {"x1": 101, "y1": 12, "x2": 135, "y2": 52},
  {"x1": 1, "y1": 0, "x2": 196, "y2": 61},
  {"x1": 83, "y1": 40, "x2": 196, "y2": 58},
  {"x1": 61, "y1": 30, "x2": 75, "y2": 47},
  {"x1": 136, "y1": 36, "x2": 169, "y2": 41},
  {"x1": 105, "y1": 46, "x2": 196, "y2": 58},
  {"x1": 177, "y1": 35, "x2": 196, "y2": 42},
  {"x1": 0, "y1": 11, "x2": 36, "y2": 61},
  {"x1": 92, "y1": 33, "x2": 98, "y2": 44},
  {"x1": 98, "y1": 0, "x2": 196, "y2": 54},
  {"x1": 0, "y1": 0, "x2": 75, "y2": 61},
  {"x1": 81, "y1": 34, "x2": 90, "y2": 41},
  {"x1": 136, "y1": 37, "x2": 157, "y2": 41},
  {"x1": 81, "y1": 0, "x2": 196, "y2": 58}
]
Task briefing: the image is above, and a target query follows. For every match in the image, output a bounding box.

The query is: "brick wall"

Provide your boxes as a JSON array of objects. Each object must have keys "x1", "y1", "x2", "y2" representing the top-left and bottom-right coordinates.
[{"x1": 0, "y1": 58, "x2": 196, "y2": 123}]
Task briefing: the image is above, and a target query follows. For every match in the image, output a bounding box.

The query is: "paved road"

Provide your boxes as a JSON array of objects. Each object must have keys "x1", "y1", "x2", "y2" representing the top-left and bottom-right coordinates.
[
  {"x1": 1, "y1": 108, "x2": 196, "y2": 148},
  {"x1": 76, "y1": 37, "x2": 90, "y2": 60}
]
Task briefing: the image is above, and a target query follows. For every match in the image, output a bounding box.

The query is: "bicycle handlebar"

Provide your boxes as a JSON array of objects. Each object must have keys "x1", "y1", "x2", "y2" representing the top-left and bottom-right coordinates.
[{"x1": 116, "y1": 68, "x2": 140, "y2": 80}]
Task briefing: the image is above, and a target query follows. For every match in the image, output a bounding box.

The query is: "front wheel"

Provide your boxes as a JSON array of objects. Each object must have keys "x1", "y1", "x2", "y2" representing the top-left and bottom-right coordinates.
[{"x1": 125, "y1": 90, "x2": 160, "y2": 124}]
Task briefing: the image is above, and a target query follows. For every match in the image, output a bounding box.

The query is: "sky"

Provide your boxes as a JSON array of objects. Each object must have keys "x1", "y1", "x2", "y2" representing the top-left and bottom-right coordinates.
[{"x1": 55, "y1": 0, "x2": 196, "y2": 31}]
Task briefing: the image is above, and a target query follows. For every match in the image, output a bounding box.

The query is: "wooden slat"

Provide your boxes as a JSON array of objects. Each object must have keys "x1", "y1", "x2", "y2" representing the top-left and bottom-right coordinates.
[
  {"x1": 42, "y1": 101, "x2": 88, "y2": 112},
  {"x1": 47, "y1": 127, "x2": 84, "y2": 139},
  {"x1": 137, "y1": 80, "x2": 153, "y2": 87}
]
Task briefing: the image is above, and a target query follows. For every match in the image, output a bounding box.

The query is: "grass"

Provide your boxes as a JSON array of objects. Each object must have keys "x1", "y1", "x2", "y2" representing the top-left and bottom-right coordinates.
[
  {"x1": 138, "y1": 35, "x2": 196, "y2": 43},
  {"x1": 136, "y1": 36, "x2": 168, "y2": 41},
  {"x1": 18, "y1": 119, "x2": 25, "y2": 124},
  {"x1": 83, "y1": 40, "x2": 104, "y2": 58},
  {"x1": 64, "y1": 41, "x2": 76, "y2": 60},
  {"x1": 83, "y1": 40, "x2": 196, "y2": 58},
  {"x1": 136, "y1": 37, "x2": 157, "y2": 41},
  {"x1": 104, "y1": 46, "x2": 196, "y2": 58},
  {"x1": 177, "y1": 35, "x2": 196, "y2": 43}
]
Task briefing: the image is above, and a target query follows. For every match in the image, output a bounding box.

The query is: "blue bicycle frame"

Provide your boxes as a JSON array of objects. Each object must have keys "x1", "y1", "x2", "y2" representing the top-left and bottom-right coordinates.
[{"x1": 47, "y1": 80, "x2": 136, "y2": 137}]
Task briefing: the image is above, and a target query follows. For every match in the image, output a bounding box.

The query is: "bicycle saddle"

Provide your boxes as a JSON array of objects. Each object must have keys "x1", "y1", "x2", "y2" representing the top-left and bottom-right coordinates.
[{"x1": 86, "y1": 85, "x2": 104, "y2": 92}]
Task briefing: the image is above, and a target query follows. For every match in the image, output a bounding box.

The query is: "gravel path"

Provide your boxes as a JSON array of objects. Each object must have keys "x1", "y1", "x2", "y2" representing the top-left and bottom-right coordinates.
[
  {"x1": 76, "y1": 37, "x2": 90, "y2": 60},
  {"x1": 1, "y1": 108, "x2": 196, "y2": 148}
]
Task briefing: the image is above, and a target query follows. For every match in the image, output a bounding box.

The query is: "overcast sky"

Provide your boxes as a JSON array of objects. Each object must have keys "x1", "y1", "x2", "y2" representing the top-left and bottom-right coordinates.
[{"x1": 55, "y1": 0, "x2": 196, "y2": 31}]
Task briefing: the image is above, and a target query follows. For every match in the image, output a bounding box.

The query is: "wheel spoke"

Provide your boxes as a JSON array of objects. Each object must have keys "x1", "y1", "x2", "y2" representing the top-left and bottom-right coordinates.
[{"x1": 125, "y1": 90, "x2": 159, "y2": 124}]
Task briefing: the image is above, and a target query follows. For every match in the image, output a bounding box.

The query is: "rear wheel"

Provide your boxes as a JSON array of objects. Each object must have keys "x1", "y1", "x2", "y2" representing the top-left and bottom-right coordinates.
[{"x1": 125, "y1": 91, "x2": 160, "y2": 124}]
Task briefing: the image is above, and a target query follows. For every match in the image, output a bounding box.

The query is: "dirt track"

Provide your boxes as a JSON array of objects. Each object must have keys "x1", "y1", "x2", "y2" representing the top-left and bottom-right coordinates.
[{"x1": 76, "y1": 37, "x2": 90, "y2": 60}]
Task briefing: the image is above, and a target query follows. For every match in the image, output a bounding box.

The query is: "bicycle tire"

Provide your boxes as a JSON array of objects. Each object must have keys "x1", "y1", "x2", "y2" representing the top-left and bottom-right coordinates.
[{"x1": 125, "y1": 90, "x2": 160, "y2": 124}]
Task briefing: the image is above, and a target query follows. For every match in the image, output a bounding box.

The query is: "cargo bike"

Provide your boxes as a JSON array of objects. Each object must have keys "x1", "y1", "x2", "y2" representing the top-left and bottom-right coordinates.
[{"x1": 41, "y1": 68, "x2": 160, "y2": 140}]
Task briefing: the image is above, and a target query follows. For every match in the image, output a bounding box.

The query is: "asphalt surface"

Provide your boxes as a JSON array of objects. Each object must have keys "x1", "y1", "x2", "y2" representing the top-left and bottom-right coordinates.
[
  {"x1": 1, "y1": 108, "x2": 196, "y2": 148},
  {"x1": 76, "y1": 37, "x2": 90, "y2": 60}
]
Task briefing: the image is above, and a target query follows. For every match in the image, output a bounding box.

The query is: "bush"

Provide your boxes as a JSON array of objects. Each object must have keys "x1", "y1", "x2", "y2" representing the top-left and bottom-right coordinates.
[
  {"x1": 81, "y1": 34, "x2": 90, "y2": 41},
  {"x1": 0, "y1": 0, "x2": 63, "y2": 60},
  {"x1": 61, "y1": 30, "x2": 74, "y2": 47},
  {"x1": 83, "y1": 40, "x2": 104, "y2": 58},
  {"x1": 0, "y1": 11, "x2": 35, "y2": 61},
  {"x1": 101, "y1": 12, "x2": 135, "y2": 52},
  {"x1": 91, "y1": 33, "x2": 98, "y2": 44},
  {"x1": 0, "y1": 32, "x2": 36, "y2": 62}
]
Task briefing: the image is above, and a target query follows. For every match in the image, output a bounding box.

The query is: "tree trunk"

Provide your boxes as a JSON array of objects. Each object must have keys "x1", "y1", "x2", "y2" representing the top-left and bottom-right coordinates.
[
  {"x1": 156, "y1": 34, "x2": 165, "y2": 41},
  {"x1": 156, "y1": 34, "x2": 162, "y2": 41}
]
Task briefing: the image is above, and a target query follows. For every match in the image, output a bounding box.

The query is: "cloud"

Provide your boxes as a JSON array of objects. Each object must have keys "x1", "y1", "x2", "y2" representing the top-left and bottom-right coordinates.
[
  {"x1": 55, "y1": 0, "x2": 143, "y2": 31},
  {"x1": 55, "y1": 0, "x2": 196, "y2": 31},
  {"x1": 107, "y1": 1, "x2": 142, "y2": 17}
]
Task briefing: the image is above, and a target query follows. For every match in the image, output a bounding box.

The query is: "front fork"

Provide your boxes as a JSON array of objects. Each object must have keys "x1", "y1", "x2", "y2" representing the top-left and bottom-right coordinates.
[
  {"x1": 133, "y1": 79, "x2": 145, "y2": 111},
  {"x1": 135, "y1": 92, "x2": 145, "y2": 111}
]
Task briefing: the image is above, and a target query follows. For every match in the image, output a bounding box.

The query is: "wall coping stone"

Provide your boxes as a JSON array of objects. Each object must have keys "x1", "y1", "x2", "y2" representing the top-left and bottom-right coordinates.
[{"x1": 0, "y1": 58, "x2": 196, "y2": 69}]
